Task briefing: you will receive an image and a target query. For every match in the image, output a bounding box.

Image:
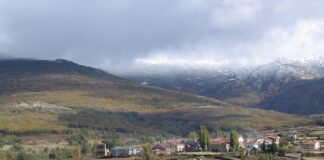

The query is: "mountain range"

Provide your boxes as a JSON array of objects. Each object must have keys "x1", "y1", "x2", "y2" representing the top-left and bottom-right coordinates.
[{"x1": 123, "y1": 55, "x2": 324, "y2": 115}]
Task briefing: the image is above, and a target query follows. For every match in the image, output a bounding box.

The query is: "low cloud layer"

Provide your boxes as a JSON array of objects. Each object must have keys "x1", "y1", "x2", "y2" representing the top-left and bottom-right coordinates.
[{"x1": 1, "y1": 0, "x2": 324, "y2": 72}]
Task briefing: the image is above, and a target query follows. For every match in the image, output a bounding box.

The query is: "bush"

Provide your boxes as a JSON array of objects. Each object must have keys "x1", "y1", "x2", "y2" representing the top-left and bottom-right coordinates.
[
  {"x1": 16, "y1": 151, "x2": 47, "y2": 160},
  {"x1": 303, "y1": 151, "x2": 317, "y2": 157},
  {"x1": 0, "y1": 135, "x2": 21, "y2": 148},
  {"x1": 13, "y1": 143, "x2": 22, "y2": 151},
  {"x1": 49, "y1": 148, "x2": 73, "y2": 160},
  {"x1": 141, "y1": 143, "x2": 153, "y2": 160},
  {"x1": 258, "y1": 153, "x2": 279, "y2": 160},
  {"x1": 66, "y1": 132, "x2": 92, "y2": 156},
  {"x1": 16, "y1": 152, "x2": 34, "y2": 160},
  {"x1": 81, "y1": 142, "x2": 90, "y2": 154},
  {"x1": 66, "y1": 133, "x2": 87, "y2": 145},
  {"x1": 0, "y1": 151, "x2": 16, "y2": 160},
  {"x1": 315, "y1": 118, "x2": 324, "y2": 126}
]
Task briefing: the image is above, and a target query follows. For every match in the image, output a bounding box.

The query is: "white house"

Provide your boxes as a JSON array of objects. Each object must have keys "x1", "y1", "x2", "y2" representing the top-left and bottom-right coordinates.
[
  {"x1": 238, "y1": 135, "x2": 245, "y2": 148},
  {"x1": 151, "y1": 140, "x2": 185, "y2": 155},
  {"x1": 288, "y1": 134, "x2": 297, "y2": 140},
  {"x1": 244, "y1": 138, "x2": 264, "y2": 151},
  {"x1": 128, "y1": 146, "x2": 142, "y2": 155},
  {"x1": 96, "y1": 144, "x2": 110, "y2": 158},
  {"x1": 111, "y1": 146, "x2": 141, "y2": 157},
  {"x1": 164, "y1": 139, "x2": 185, "y2": 152},
  {"x1": 176, "y1": 143, "x2": 185, "y2": 152},
  {"x1": 302, "y1": 140, "x2": 321, "y2": 150}
]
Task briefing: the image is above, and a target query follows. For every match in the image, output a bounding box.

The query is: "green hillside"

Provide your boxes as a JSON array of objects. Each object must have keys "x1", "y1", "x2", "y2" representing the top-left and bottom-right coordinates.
[{"x1": 0, "y1": 59, "x2": 309, "y2": 136}]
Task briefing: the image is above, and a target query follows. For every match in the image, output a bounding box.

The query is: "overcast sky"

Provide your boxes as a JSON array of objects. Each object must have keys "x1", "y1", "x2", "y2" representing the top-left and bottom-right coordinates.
[{"x1": 1, "y1": 0, "x2": 324, "y2": 72}]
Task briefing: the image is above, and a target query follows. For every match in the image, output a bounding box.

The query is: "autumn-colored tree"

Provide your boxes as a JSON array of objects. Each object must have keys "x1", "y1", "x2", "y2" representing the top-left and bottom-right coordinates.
[
  {"x1": 188, "y1": 131, "x2": 198, "y2": 141},
  {"x1": 141, "y1": 143, "x2": 152, "y2": 160}
]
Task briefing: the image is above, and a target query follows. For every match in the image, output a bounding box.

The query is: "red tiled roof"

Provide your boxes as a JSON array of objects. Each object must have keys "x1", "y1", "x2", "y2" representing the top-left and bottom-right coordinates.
[
  {"x1": 304, "y1": 140, "x2": 319, "y2": 145},
  {"x1": 244, "y1": 139, "x2": 258, "y2": 145},
  {"x1": 265, "y1": 135, "x2": 278, "y2": 141},
  {"x1": 210, "y1": 138, "x2": 228, "y2": 145}
]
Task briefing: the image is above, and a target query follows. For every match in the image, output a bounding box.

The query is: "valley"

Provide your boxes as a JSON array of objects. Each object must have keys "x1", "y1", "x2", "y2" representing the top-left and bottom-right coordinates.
[
  {"x1": 2, "y1": 1, "x2": 324, "y2": 159},
  {"x1": 0, "y1": 58, "x2": 321, "y2": 160}
]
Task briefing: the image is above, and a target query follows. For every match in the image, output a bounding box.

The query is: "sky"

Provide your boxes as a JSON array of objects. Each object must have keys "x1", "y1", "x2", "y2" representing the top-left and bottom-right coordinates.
[{"x1": 1, "y1": 0, "x2": 324, "y2": 73}]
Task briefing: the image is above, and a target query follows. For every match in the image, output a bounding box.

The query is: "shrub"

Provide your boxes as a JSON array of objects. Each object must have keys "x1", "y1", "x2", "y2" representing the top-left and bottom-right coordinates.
[
  {"x1": 81, "y1": 142, "x2": 90, "y2": 154},
  {"x1": 315, "y1": 118, "x2": 324, "y2": 126},
  {"x1": 66, "y1": 133, "x2": 87, "y2": 145},
  {"x1": 16, "y1": 151, "x2": 47, "y2": 160},
  {"x1": 141, "y1": 143, "x2": 152, "y2": 160},
  {"x1": 0, "y1": 151, "x2": 16, "y2": 160},
  {"x1": 49, "y1": 148, "x2": 73, "y2": 160},
  {"x1": 0, "y1": 135, "x2": 21, "y2": 148},
  {"x1": 13, "y1": 143, "x2": 22, "y2": 151}
]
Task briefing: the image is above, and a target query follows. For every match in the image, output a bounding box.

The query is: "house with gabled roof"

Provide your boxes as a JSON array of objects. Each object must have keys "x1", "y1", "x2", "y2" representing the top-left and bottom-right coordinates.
[
  {"x1": 302, "y1": 140, "x2": 321, "y2": 150},
  {"x1": 151, "y1": 143, "x2": 168, "y2": 155},
  {"x1": 263, "y1": 135, "x2": 280, "y2": 145},
  {"x1": 151, "y1": 140, "x2": 184, "y2": 155},
  {"x1": 209, "y1": 137, "x2": 230, "y2": 152}
]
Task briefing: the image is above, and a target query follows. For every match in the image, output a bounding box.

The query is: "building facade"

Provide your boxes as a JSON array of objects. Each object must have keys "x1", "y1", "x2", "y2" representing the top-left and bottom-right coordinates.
[
  {"x1": 209, "y1": 138, "x2": 230, "y2": 152},
  {"x1": 302, "y1": 140, "x2": 321, "y2": 150},
  {"x1": 96, "y1": 144, "x2": 110, "y2": 158}
]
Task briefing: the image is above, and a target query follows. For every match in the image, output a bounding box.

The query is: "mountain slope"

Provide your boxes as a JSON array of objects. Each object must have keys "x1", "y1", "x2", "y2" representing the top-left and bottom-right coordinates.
[
  {"x1": 0, "y1": 59, "x2": 124, "y2": 94},
  {"x1": 124, "y1": 56, "x2": 324, "y2": 114},
  {"x1": 0, "y1": 59, "x2": 308, "y2": 136},
  {"x1": 261, "y1": 78, "x2": 324, "y2": 114}
]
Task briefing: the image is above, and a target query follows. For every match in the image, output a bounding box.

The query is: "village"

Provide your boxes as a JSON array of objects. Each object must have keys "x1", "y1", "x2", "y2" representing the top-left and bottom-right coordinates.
[{"x1": 93, "y1": 125, "x2": 324, "y2": 160}]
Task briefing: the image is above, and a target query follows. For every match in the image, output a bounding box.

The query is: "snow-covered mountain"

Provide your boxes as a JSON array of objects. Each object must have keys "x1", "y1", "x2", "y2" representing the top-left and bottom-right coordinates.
[
  {"x1": 125, "y1": 54, "x2": 324, "y2": 80},
  {"x1": 120, "y1": 55, "x2": 324, "y2": 114}
]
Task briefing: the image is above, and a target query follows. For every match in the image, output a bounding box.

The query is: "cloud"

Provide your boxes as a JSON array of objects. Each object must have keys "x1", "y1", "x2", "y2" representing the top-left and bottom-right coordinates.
[
  {"x1": 134, "y1": 18, "x2": 324, "y2": 69},
  {"x1": 0, "y1": 0, "x2": 324, "y2": 73},
  {"x1": 210, "y1": 0, "x2": 261, "y2": 28},
  {"x1": 178, "y1": 0, "x2": 209, "y2": 14},
  {"x1": 252, "y1": 19, "x2": 324, "y2": 59},
  {"x1": 0, "y1": 0, "x2": 9, "y2": 54}
]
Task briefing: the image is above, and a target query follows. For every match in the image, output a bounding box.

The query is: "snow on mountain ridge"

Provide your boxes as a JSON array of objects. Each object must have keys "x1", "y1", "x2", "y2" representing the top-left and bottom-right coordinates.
[{"x1": 123, "y1": 54, "x2": 324, "y2": 80}]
